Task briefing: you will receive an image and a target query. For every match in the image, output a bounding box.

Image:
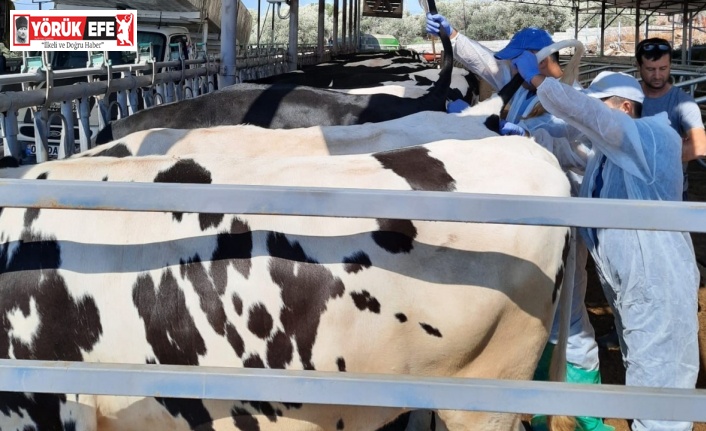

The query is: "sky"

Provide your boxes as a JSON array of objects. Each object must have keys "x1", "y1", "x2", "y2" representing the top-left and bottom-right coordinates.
[{"x1": 13, "y1": 0, "x2": 425, "y2": 14}]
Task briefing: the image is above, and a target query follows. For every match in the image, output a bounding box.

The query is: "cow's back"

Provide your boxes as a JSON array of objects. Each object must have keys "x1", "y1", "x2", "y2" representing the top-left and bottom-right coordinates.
[{"x1": 0, "y1": 138, "x2": 570, "y2": 431}]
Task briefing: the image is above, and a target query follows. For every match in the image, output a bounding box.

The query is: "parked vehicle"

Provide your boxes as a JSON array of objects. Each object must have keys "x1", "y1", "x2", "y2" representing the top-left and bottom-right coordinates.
[{"x1": 359, "y1": 34, "x2": 401, "y2": 52}]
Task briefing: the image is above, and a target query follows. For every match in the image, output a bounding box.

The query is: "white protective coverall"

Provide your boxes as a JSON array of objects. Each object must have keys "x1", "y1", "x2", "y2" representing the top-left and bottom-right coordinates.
[
  {"x1": 536, "y1": 76, "x2": 700, "y2": 431},
  {"x1": 453, "y1": 32, "x2": 601, "y2": 373}
]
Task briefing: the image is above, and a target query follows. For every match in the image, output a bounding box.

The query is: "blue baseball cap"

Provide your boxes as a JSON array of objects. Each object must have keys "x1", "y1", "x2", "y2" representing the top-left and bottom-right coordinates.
[
  {"x1": 494, "y1": 27, "x2": 554, "y2": 60},
  {"x1": 583, "y1": 71, "x2": 644, "y2": 104}
]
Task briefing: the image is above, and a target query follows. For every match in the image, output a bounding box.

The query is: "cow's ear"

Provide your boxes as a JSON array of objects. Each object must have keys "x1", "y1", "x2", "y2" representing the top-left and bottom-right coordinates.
[{"x1": 0, "y1": 156, "x2": 20, "y2": 168}]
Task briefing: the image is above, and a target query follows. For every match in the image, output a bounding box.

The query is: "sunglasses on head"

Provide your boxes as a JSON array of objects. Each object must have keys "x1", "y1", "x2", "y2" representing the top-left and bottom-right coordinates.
[{"x1": 639, "y1": 42, "x2": 670, "y2": 53}]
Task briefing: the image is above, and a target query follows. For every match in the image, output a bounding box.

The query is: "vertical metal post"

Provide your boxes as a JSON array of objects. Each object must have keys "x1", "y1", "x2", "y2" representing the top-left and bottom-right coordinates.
[
  {"x1": 599, "y1": 1, "x2": 605, "y2": 57},
  {"x1": 348, "y1": 0, "x2": 353, "y2": 49},
  {"x1": 288, "y1": 0, "x2": 299, "y2": 71},
  {"x1": 1, "y1": 111, "x2": 20, "y2": 159},
  {"x1": 318, "y1": 0, "x2": 325, "y2": 60},
  {"x1": 257, "y1": 0, "x2": 261, "y2": 48},
  {"x1": 634, "y1": 0, "x2": 640, "y2": 53},
  {"x1": 77, "y1": 96, "x2": 92, "y2": 153},
  {"x1": 33, "y1": 108, "x2": 49, "y2": 163},
  {"x1": 342, "y1": 0, "x2": 347, "y2": 49},
  {"x1": 59, "y1": 100, "x2": 75, "y2": 158},
  {"x1": 682, "y1": 1, "x2": 688, "y2": 65},
  {"x1": 219, "y1": 0, "x2": 238, "y2": 88},
  {"x1": 573, "y1": 4, "x2": 579, "y2": 40},
  {"x1": 333, "y1": 0, "x2": 339, "y2": 52}
]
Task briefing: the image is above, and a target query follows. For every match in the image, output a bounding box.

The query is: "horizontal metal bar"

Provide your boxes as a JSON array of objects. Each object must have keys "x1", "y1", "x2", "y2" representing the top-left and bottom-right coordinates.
[
  {"x1": 0, "y1": 179, "x2": 705, "y2": 232},
  {"x1": 0, "y1": 67, "x2": 218, "y2": 112},
  {"x1": 0, "y1": 359, "x2": 704, "y2": 422}
]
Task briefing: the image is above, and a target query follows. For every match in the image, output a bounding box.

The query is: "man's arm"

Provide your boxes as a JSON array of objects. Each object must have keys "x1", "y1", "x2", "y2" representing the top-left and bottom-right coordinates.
[
  {"x1": 682, "y1": 127, "x2": 706, "y2": 161},
  {"x1": 452, "y1": 33, "x2": 514, "y2": 91}
]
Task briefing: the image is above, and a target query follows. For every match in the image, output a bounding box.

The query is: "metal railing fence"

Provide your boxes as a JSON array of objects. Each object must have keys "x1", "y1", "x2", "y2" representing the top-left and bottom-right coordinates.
[{"x1": 0, "y1": 180, "x2": 704, "y2": 423}]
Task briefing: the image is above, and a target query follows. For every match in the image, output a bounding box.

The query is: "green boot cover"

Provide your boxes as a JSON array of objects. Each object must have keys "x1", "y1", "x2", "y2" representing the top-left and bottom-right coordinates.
[
  {"x1": 530, "y1": 355, "x2": 615, "y2": 431},
  {"x1": 530, "y1": 343, "x2": 555, "y2": 430},
  {"x1": 532, "y1": 342, "x2": 555, "y2": 381},
  {"x1": 566, "y1": 363, "x2": 615, "y2": 431}
]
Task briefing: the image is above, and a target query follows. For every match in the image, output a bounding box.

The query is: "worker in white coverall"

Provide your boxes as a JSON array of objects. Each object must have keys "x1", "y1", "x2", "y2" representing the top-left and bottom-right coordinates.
[
  {"x1": 426, "y1": 15, "x2": 611, "y2": 431},
  {"x1": 514, "y1": 52, "x2": 700, "y2": 431}
]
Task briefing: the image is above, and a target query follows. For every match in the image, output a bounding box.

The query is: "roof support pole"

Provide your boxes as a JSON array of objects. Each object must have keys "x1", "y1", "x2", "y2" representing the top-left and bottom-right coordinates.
[
  {"x1": 333, "y1": 0, "x2": 339, "y2": 52},
  {"x1": 573, "y1": 3, "x2": 579, "y2": 40},
  {"x1": 318, "y1": 0, "x2": 325, "y2": 60},
  {"x1": 600, "y1": 0, "x2": 606, "y2": 56},
  {"x1": 219, "y1": 0, "x2": 238, "y2": 88},
  {"x1": 342, "y1": 0, "x2": 347, "y2": 49},
  {"x1": 288, "y1": 0, "x2": 299, "y2": 71},
  {"x1": 634, "y1": 0, "x2": 640, "y2": 52},
  {"x1": 348, "y1": 0, "x2": 353, "y2": 49},
  {"x1": 682, "y1": 1, "x2": 688, "y2": 65}
]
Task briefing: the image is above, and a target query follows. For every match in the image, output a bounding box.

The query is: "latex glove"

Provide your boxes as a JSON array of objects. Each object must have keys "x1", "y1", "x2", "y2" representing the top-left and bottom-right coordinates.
[
  {"x1": 426, "y1": 13, "x2": 453, "y2": 38},
  {"x1": 499, "y1": 119, "x2": 526, "y2": 136},
  {"x1": 512, "y1": 51, "x2": 540, "y2": 83},
  {"x1": 447, "y1": 99, "x2": 470, "y2": 113}
]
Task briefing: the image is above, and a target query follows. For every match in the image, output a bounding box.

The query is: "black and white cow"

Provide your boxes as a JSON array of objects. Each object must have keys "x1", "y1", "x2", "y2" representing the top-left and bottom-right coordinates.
[
  {"x1": 94, "y1": 34, "x2": 455, "y2": 145},
  {"x1": 0, "y1": 137, "x2": 572, "y2": 431},
  {"x1": 246, "y1": 51, "x2": 479, "y2": 104}
]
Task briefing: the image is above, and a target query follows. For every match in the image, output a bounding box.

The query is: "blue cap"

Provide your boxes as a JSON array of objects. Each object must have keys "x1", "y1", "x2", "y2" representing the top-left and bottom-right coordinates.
[
  {"x1": 583, "y1": 71, "x2": 644, "y2": 104},
  {"x1": 494, "y1": 27, "x2": 554, "y2": 60}
]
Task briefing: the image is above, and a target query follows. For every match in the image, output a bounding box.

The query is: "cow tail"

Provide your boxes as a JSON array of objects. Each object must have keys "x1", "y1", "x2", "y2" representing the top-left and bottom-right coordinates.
[
  {"x1": 547, "y1": 229, "x2": 577, "y2": 431},
  {"x1": 418, "y1": 0, "x2": 452, "y2": 112}
]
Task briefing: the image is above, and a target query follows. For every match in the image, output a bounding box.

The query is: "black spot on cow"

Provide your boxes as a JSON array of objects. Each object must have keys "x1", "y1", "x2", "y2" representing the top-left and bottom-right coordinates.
[
  {"x1": 0, "y1": 233, "x2": 102, "y2": 362},
  {"x1": 336, "y1": 357, "x2": 346, "y2": 372},
  {"x1": 0, "y1": 392, "x2": 67, "y2": 431},
  {"x1": 0, "y1": 232, "x2": 101, "y2": 431},
  {"x1": 0, "y1": 156, "x2": 19, "y2": 168},
  {"x1": 88, "y1": 143, "x2": 133, "y2": 158},
  {"x1": 199, "y1": 213, "x2": 225, "y2": 231},
  {"x1": 337, "y1": 418, "x2": 345, "y2": 430},
  {"x1": 246, "y1": 401, "x2": 278, "y2": 422},
  {"x1": 243, "y1": 354, "x2": 265, "y2": 368},
  {"x1": 102, "y1": 176, "x2": 108, "y2": 181},
  {"x1": 24, "y1": 208, "x2": 40, "y2": 227},
  {"x1": 373, "y1": 146, "x2": 456, "y2": 192},
  {"x1": 153, "y1": 159, "x2": 212, "y2": 223},
  {"x1": 36, "y1": 172, "x2": 48, "y2": 180},
  {"x1": 553, "y1": 232, "x2": 571, "y2": 303},
  {"x1": 343, "y1": 251, "x2": 372, "y2": 273},
  {"x1": 420, "y1": 323, "x2": 442, "y2": 338},
  {"x1": 63, "y1": 419, "x2": 77, "y2": 431},
  {"x1": 179, "y1": 255, "x2": 245, "y2": 357},
  {"x1": 372, "y1": 219, "x2": 417, "y2": 254},
  {"x1": 248, "y1": 303, "x2": 273, "y2": 339},
  {"x1": 157, "y1": 398, "x2": 215, "y2": 431},
  {"x1": 267, "y1": 232, "x2": 345, "y2": 370},
  {"x1": 266, "y1": 329, "x2": 293, "y2": 369},
  {"x1": 377, "y1": 412, "x2": 414, "y2": 431},
  {"x1": 179, "y1": 255, "x2": 227, "y2": 331},
  {"x1": 132, "y1": 270, "x2": 206, "y2": 366},
  {"x1": 351, "y1": 290, "x2": 381, "y2": 313},
  {"x1": 413, "y1": 75, "x2": 433, "y2": 86},
  {"x1": 232, "y1": 406, "x2": 260, "y2": 431},
  {"x1": 232, "y1": 292, "x2": 244, "y2": 315},
  {"x1": 395, "y1": 313, "x2": 407, "y2": 323},
  {"x1": 211, "y1": 217, "x2": 253, "y2": 294}
]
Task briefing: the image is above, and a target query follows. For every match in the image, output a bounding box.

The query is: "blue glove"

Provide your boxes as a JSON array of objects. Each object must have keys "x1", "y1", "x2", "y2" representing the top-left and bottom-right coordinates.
[
  {"x1": 426, "y1": 13, "x2": 453, "y2": 38},
  {"x1": 511, "y1": 51, "x2": 540, "y2": 83},
  {"x1": 447, "y1": 99, "x2": 470, "y2": 113},
  {"x1": 499, "y1": 119, "x2": 526, "y2": 136}
]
